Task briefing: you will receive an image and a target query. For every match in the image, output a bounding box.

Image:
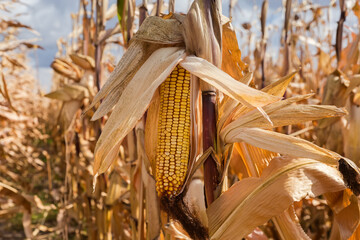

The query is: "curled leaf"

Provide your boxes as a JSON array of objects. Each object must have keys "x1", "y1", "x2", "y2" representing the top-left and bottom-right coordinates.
[{"x1": 207, "y1": 157, "x2": 346, "y2": 239}]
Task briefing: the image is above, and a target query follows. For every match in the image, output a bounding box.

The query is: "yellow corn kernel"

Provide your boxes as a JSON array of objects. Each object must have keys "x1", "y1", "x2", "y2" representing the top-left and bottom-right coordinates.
[{"x1": 155, "y1": 65, "x2": 190, "y2": 197}]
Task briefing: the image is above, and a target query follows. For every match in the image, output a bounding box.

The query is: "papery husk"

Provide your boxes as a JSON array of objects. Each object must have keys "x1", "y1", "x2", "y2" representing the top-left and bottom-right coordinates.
[
  {"x1": 70, "y1": 53, "x2": 95, "y2": 70},
  {"x1": 218, "y1": 71, "x2": 296, "y2": 134},
  {"x1": 272, "y1": 206, "x2": 311, "y2": 240},
  {"x1": 221, "y1": 93, "x2": 312, "y2": 132},
  {"x1": 329, "y1": 194, "x2": 360, "y2": 240},
  {"x1": 93, "y1": 47, "x2": 185, "y2": 175},
  {"x1": 343, "y1": 97, "x2": 360, "y2": 166},
  {"x1": 132, "y1": 16, "x2": 184, "y2": 44},
  {"x1": 106, "y1": 170, "x2": 128, "y2": 205},
  {"x1": 86, "y1": 40, "x2": 164, "y2": 120},
  {"x1": 221, "y1": 21, "x2": 248, "y2": 81},
  {"x1": 222, "y1": 103, "x2": 347, "y2": 131},
  {"x1": 324, "y1": 189, "x2": 360, "y2": 240},
  {"x1": 223, "y1": 127, "x2": 341, "y2": 165},
  {"x1": 85, "y1": 14, "x2": 190, "y2": 119},
  {"x1": 180, "y1": 56, "x2": 280, "y2": 108},
  {"x1": 45, "y1": 84, "x2": 89, "y2": 101},
  {"x1": 144, "y1": 89, "x2": 160, "y2": 175},
  {"x1": 182, "y1": 0, "x2": 222, "y2": 92},
  {"x1": 182, "y1": 0, "x2": 222, "y2": 67},
  {"x1": 51, "y1": 58, "x2": 83, "y2": 81},
  {"x1": 207, "y1": 156, "x2": 346, "y2": 240},
  {"x1": 231, "y1": 140, "x2": 310, "y2": 240}
]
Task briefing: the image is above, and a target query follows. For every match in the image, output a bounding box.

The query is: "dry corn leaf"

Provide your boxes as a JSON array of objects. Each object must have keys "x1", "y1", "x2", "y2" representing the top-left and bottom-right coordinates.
[
  {"x1": 0, "y1": 38, "x2": 40, "y2": 51},
  {"x1": 182, "y1": 0, "x2": 222, "y2": 68},
  {"x1": 221, "y1": 94, "x2": 313, "y2": 132},
  {"x1": 261, "y1": 71, "x2": 297, "y2": 97},
  {"x1": 325, "y1": 190, "x2": 360, "y2": 240},
  {"x1": 224, "y1": 104, "x2": 346, "y2": 131},
  {"x1": 221, "y1": 21, "x2": 247, "y2": 82},
  {"x1": 0, "y1": 72, "x2": 17, "y2": 112},
  {"x1": 93, "y1": 47, "x2": 185, "y2": 175},
  {"x1": 86, "y1": 40, "x2": 163, "y2": 120},
  {"x1": 343, "y1": 101, "x2": 360, "y2": 166},
  {"x1": 51, "y1": 58, "x2": 82, "y2": 81},
  {"x1": 132, "y1": 16, "x2": 184, "y2": 44},
  {"x1": 69, "y1": 53, "x2": 95, "y2": 70},
  {"x1": 218, "y1": 72, "x2": 296, "y2": 132},
  {"x1": 330, "y1": 194, "x2": 360, "y2": 240},
  {"x1": 106, "y1": 171, "x2": 127, "y2": 205},
  {"x1": 180, "y1": 56, "x2": 280, "y2": 108},
  {"x1": 207, "y1": 156, "x2": 346, "y2": 239},
  {"x1": 273, "y1": 208, "x2": 311, "y2": 240},
  {"x1": 45, "y1": 84, "x2": 88, "y2": 101},
  {"x1": 223, "y1": 127, "x2": 341, "y2": 164}
]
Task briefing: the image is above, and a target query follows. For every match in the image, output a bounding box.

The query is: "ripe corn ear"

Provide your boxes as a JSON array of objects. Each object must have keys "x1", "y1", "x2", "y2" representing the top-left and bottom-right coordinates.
[{"x1": 155, "y1": 65, "x2": 191, "y2": 197}]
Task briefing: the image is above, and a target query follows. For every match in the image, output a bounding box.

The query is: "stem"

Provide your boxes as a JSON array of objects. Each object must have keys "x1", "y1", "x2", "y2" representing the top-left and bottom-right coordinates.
[
  {"x1": 156, "y1": 0, "x2": 163, "y2": 16},
  {"x1": 260, "y1": 0, "x2": 268, "y2": 88},
  {"x1": 336, "y1": 0, "x2": 346, "y2": 65},
  {"x1": 281, "y1": 0, "x2": 292, "y2": 77},
  {"x1": 169, "y1": 0, "x2": 175, "y2": 13},
  {"x1": 139, "y1": 0, "x2": 148, "y2": 26},
  {"x1": 202, "y1": 91, "x2": 219, "y2": 206}
]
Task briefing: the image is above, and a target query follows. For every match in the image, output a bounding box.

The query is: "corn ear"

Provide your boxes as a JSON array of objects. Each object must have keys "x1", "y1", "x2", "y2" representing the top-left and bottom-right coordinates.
[{"x1": 155, "y1": 65, "x2": 191, "y2": 197}]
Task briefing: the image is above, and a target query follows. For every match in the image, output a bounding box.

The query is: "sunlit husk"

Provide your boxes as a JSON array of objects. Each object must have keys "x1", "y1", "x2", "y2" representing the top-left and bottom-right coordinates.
[
  {"x1": 223, "y1": 127, "x2": 341, "y2": 165},
  {"x1": 207, "y1": 157, "x2": 347, "y2": 239},
  {"x1": 93, "y1": 47, "x2": 186, "y2": 175}
]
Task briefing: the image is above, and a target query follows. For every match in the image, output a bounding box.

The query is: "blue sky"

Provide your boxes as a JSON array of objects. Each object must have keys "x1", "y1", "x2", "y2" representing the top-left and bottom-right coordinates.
[{"x1": 10, "y1": 0, "x2": 358, "y2": 91}]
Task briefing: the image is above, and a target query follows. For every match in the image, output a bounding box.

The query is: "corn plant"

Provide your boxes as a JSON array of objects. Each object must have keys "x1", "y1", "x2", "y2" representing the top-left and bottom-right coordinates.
[{"x1": 87, "y1": 0, "x2": 360, "y2": 239}]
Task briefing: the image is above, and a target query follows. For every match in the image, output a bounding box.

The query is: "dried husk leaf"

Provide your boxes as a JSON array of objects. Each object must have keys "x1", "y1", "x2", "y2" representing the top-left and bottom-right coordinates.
[
  {"x1": 51, "y1": 58, "x2": 83, "y2": 81},
  {"x1": 261, "y1": 71, "x2": 297, "y2": 96},
  {"x1": 207, "y1": 156, "x2": 346, "y2": 239},
  {"x1": 343, "y1": 100, "x2": 360, "y2": 166},
  {"x1": 86, "y1": 40, "x2": 165, "y2": 120},
  {"x1": 132, "y1": 16, "x2": 184, "y2": 44},
  {"x1": 221, "y1": 94, "x2": 312, "y2": 135},
  {"x1": 61, "y1": 100, "x2": 81, "y2": 131},
  {"x1": 70, "y1": 53, "x2": 95, "y2": 70},
  {"x1": 221, "y1": 21, "x2": 247, "y2": 82},
  {"x1": 330, "y1": 195, "x2": 360, "y2": 240},
  {"x1": 180, "y1": 56, "x2": 280, "y2": 108},
  {"x1": 106, "y1": 171, "x2": 127, "y2": 205},
  {"x1": 218, "y1": 71, "x2": 296, "y2": 133},
  {"x1": 0, "y1": 182, "x2": 32, "y2": 238},
  {"x1": 93, "y1": 47, "x2": 186, "y2": 175},
  {"x1": 141, "y1": 159, "x2": 161, "y2": 240},
  {"x1": 325, "y1": 190, "x2": 360, "y2": 240},
  {"x1": 144, "y1": 89, "x2": 160, "y2": 174},
  {"x1": 223, "y1": 127, "x2": 341, "y2": 164},
  {"x1": 182, "y1": 0, "x2": 222, "y2": 68},
  {"x1": 45, "y1": 84, "x2": 88, "y2": 101},
  {"x1": 272, "y1": 207, "x2": 311, "y2": 240},
  {"x1": 223, "y1": 104, "x2": 347, "y2": 132}
]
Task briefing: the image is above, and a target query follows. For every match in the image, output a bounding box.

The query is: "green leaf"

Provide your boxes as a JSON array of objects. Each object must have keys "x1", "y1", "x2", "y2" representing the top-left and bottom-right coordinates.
[{"x1": 117, "y1": 0, "x2": 126, "y2": 28}]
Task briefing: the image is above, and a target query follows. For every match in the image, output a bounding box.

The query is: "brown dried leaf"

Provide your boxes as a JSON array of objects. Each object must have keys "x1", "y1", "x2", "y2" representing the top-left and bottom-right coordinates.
[
  {"x1": 223, "y1": 127, "x2": 341, "y2": 164},
  {"x1": 45, "y1": 84, "x2": 88, "y2": 101},
  {"x1": 85, "y1": 40, "x2": 163, "y2": 120},
  {"x1": 51, "y1": 58, "x2": 83, "y2": 81},
  {"x1": 223, "y1": 104, "x2": 347, "y2": 131},
  {"x1": 207, "y1": 156, "x2": 346, "y2": 239},
  {"x1": 70, "y1": 53, "x2": 95, "y2": 70},
  {"x1": 221, "y1": 21, "x2": 247, "y2": 82},
  {"x1": 132, "y1": 16, "x2": 184, "y2": 44},
  {"x1": 93, "y1": 47, "x2": 185, "y2": 175},
  {"x1": 180, "y1": 56, "x2": 280, "y2": 108}
]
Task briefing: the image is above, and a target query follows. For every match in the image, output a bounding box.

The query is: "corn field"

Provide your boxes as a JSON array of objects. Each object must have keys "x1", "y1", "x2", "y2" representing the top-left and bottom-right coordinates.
[{"x1": 2, "y1": 0, "x2": 360, "y2": 239}]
